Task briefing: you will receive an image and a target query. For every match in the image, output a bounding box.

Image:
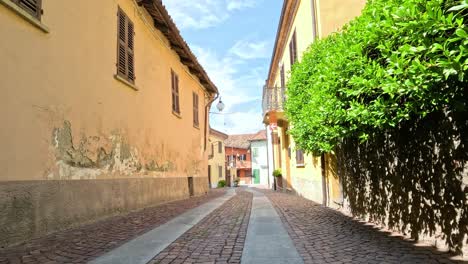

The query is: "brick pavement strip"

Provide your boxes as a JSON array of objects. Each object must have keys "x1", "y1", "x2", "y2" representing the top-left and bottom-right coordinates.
[
  {"x1": 263, "y1": 190, "x2": 464, "y2": 264},
  {"x1": 0, "y1": 189, "x2": 225, "y2": 264},
  {"x1": 148, "y1": 190, "x2": 252, "y2": 264}
]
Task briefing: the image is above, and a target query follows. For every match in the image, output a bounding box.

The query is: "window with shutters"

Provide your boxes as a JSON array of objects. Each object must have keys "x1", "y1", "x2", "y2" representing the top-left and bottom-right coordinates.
[
  {"x1": 171, "y1": 70, "x2": 180, "y2": 114},
  {"x1": 280, "y1": 64, "x2": 285, "y2": 88},
  {"x1": 218, "y1": 142, "x2": 222, "y2": 153},
  {"x1": 289, "y1": 30, "x2": 298, "y2": 67},
  {"x1": 116, "y1": 8, "x2": 135, "y2": 84},
  {"x1": 10, "y1": 0, "x2": 42, "y2": 20},
  {"x1": 296, "y1": 149, "x2": 305, "y2": 167},
  {"x1": 193, "y1": 92, "x2": 199, "y2": 127}
]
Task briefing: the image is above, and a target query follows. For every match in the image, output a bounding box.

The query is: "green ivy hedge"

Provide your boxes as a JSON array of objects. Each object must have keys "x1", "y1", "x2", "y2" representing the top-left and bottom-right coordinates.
[{"x1": 286, "y1": 0, "x2": 468, "y2": 154}]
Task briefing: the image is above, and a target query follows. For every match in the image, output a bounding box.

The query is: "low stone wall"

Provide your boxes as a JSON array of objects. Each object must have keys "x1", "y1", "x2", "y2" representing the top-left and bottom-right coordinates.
[{"x1": 0, "y1": 176, "x2": 208, "y2": 247}]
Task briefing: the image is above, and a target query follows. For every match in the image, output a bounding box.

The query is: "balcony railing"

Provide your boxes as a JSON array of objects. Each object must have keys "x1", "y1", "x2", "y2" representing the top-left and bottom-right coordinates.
[{"x1": 262, "y1": 86, "x2": 286, "y2": 115}]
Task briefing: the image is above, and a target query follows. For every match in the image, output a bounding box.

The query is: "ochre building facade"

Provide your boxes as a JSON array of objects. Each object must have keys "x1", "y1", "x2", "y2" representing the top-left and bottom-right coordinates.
[{"x1": 0, "y1": 0, "x2": 218, "y2": 247}]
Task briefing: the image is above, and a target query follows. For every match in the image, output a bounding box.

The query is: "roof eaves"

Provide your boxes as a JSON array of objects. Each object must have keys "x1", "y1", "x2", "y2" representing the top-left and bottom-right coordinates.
[{"x1": 138, "y1": 0, "x2": 218, "y2": 95}]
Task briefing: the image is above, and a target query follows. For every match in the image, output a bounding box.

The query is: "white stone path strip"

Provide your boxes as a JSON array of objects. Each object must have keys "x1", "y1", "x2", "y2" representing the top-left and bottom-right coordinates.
[
  {"x1": 241, "y1": 189, "x2": 304, "y2": 264},
  {"x1": 89, "y1": 189, "x2": 235, "y2": 264}
]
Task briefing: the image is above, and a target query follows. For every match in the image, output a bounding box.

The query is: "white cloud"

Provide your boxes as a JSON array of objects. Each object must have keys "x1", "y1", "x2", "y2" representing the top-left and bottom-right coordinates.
[
  {"x1": 229, "y1": 40, "x2": 272, "y2": 59},
  {"x1": 211, "y1": 108, "x2": 264, "y2": 134},
  {"x1": 191, "y1": 46, "x2": 265, "y2": 134},
  {"x1": 226, "y1": 0, "x2": 258, "y2": 11},
  {"x1": 163, "y1": 0, "x2": 259, "y2": 30},
  {"x1": 163, "y1": 0, "x2": 228, "y2": 30},
  {"x1": 192, "y1": 46, "x2": 262, "y2": 111}
]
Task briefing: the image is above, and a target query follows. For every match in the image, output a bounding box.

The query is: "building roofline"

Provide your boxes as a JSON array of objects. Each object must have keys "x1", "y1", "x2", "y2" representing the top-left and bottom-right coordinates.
[
  {"x1": 138, "y1": 0, "x2": 218, "y2": 95},
  {"x1": 266, "y1": 0, "x2": 299, "y2": 87},
  {"x1": 209, "y1": 128, "x2": 229, "y2": 140}
]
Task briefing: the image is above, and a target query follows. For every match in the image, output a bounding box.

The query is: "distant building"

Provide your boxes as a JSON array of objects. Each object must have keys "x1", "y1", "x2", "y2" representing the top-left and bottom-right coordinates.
[
  {"x1": 249, "y1": 130, "x2": 269, "y2": 186},
  {"x1": 225, "y1": 134, "x2": 253, "y2": 185},
  {"x1": 208, "y1": 128, "x2": 229, "y2": 188}
]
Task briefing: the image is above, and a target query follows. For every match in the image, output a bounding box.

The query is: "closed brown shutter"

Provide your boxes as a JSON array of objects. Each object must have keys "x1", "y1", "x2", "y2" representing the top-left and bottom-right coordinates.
[
  {"x1": 296, "y1": 149, "x2": 304, "y2": 166},
  {"x1": 289, "y1": 30, "x2": 297, "y2": 66},
  {"x1": 171, "y1": 70, "x2": 180, "y2": 113},
  {"x1": 280, "y1": 64, "x2": 285, "y2": 88},
  {"x1": 117, "y1": 8, "x2": 135, "y2": 83},
  {"x1": 12, "y1": 0, "x2": 42, "y2": 19},
  {"x1": 193, "y1": 92, "x2": 199, "y2": 127}
]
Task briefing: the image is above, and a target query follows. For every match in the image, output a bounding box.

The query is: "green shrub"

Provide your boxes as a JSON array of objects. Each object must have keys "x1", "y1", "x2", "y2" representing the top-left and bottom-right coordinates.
[
  {"x1": 273, "y1": 169, "x2": 282, "y2": 177},
  {"x1": 217, "y1": 180, "x2": 226, "y2": 188},
  {"x1": 286, "y1": 0, "x2": 468, "y2": 154}
]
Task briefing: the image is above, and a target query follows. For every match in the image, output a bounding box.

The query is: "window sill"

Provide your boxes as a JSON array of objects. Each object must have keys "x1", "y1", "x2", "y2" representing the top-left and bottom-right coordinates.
[
  {"x1": 193, "y1": 124, "x2": 200, "y2": 130},
  {"x1": 0, "y1": 0, "x2": 49, "y2": 33},
  {"x1": 172, "y1": 111, "x2": 182, "y2": 119},
  {"x1": 114, "y1": 74, "x2": 138, "y2": 91},
  {"x1": 296, "y1": 164, "x2": 305, "y2": 168}
]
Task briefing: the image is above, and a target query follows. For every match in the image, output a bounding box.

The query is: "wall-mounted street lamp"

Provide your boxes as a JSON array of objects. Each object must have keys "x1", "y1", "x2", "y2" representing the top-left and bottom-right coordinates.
[{"x1": 216, "y1": 97, "x2": 225, "y2": 112}]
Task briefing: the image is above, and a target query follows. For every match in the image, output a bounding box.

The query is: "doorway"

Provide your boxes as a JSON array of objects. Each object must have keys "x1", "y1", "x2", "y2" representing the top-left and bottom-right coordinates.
[
  {"x1": 208, "y1": 165, "x2": 212, "y2": 188},
  {"x1": 188, "y1": 176, "x2": 194, "y2": 197}
]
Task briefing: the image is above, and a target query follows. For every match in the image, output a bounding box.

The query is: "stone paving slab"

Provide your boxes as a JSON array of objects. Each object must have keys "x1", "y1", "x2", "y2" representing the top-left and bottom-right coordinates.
[
  {"x1": 148, "y1": 189, "x2": 253, "y2": 264},
  {"x1": 263, "y1": 190, "x2": 465, "y2": 264},
  {"x1": 241, "y1": 189, "x2": 303, "y2": 264},
  {"x1": 0, "y1": 189, "x2": 225, "y2": 264},
  {"x1": 91, "y1": 189, "x2": 236, "y2": 264}
]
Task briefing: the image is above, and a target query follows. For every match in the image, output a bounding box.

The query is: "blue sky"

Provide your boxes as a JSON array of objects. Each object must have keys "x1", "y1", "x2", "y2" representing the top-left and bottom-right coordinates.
[{"x1": 163, "y1": 0, "x2": 283, "y2": 134}]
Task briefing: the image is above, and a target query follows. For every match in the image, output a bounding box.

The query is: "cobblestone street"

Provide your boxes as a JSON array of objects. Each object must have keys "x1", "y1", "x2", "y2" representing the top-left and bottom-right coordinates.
[
  {"x1": 0, "y1": 190, "x2": 225, "y2": 264},
  {"x1": 1, "y1": 188, "x2": 465, "y2": 264},
  {"x1": 264, "y1": 190, "x2": 463, "y2": 264},
  {"x1": 148, "y1": 190, "x2": 252, "y2": 264}
]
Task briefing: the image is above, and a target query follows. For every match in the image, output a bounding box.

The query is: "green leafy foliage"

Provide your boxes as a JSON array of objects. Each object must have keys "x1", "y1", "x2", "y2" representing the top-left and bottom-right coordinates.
[
  {"x1": 217, "y1": 180, "x2": 226, "y2": 188},
  {"x1": 286, "y1": 0, "x2": 468, "y2": 154},
  {"x1": 273, "y1": 169, "x2": 282, "y2": 177}
]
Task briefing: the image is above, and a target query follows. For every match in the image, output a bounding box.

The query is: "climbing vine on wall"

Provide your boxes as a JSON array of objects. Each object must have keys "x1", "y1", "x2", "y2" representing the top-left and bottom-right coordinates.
[{"x1": 286, "y1": 0, "x2": 468, "y2": 154}]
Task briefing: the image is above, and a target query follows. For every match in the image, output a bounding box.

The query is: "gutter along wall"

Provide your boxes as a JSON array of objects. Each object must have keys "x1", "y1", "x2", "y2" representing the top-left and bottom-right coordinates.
[{"x1": 0, "y1": 0, "x2": 216, "y2": 247}]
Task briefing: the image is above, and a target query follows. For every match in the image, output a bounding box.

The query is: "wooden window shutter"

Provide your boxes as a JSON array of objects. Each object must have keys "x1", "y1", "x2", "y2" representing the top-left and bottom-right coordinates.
[
  {"x1": 289, "y1": 30, "x2": 297, "y2": 66},
  {"x1": 280, "y1": 64, "x2": 285, "y2": 88},
  {"x1": 14, "y1": 0, "x2": 42, "y2": 19},
  {"x1": 193, "y1": 92, "x2": 199, "y2": 127},
  {"x1": 218, "y1": 142, "x2": 222, "y2": 153},
  {"x1": 117, "y1": 8, "x2": 135, "y2": 83},
  {"x1": 171, "y1": 70, "x2": 180, "y2": 114},
  {"x1": 296, "y1": 149, "x2": 304, "y2": 166}
]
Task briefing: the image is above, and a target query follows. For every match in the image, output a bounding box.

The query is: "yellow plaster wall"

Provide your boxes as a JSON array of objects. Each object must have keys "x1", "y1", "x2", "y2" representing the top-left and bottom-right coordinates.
[
  {"x1": 316, "y1": 0, "x2": 366, "y2": 38},
  {"x1": 0, "y1": 0, "x2": 212, "y2": 182}
]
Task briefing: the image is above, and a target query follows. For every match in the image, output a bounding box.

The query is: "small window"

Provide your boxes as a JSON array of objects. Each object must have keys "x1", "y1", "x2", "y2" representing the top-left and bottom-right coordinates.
[
  {"x1": 239, "y1": 154, "x2": 247, "y2": 161},
  {"x1": 218, "y1": 142, "x2": 222, "y2": 153},
  {"x1": 193, "y1": 92, "x2": 199, "y2": 127},
  {"x1": 296, "y1": 149, "x2": 305, "y2": 167},
  {"x1": 12, "y1": 0, "x2": 42, "y2": 20},
  {"x1": 171, "y1": 70, "x2": 180, "y2": 114},
  {"x1": 289, "y1": 30, "x2": 298, "y2": 66},
  {"x1": 117, "y1": 8, "x2": 135, "y2": 83},
  {"x1": 252, "y1": 148, "x2": 259, "y2": 158},
  {"x1": 218, "y1": 166, "x2": 223, "y2": 179}
]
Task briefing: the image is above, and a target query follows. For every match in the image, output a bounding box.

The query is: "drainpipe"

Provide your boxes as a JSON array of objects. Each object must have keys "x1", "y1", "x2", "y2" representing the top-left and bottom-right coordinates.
[{"x1": 204, "y1": 93, "x2": 219, "y2": 151}]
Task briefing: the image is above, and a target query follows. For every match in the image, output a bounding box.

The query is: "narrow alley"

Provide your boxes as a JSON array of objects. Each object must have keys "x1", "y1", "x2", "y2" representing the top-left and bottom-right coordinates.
[
  {"x1": 1, "y1": 0, "x2": 467, "y2": 263},
  {"x1": 0, "y1": 188, "x2": 463, "y2": 264}
]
